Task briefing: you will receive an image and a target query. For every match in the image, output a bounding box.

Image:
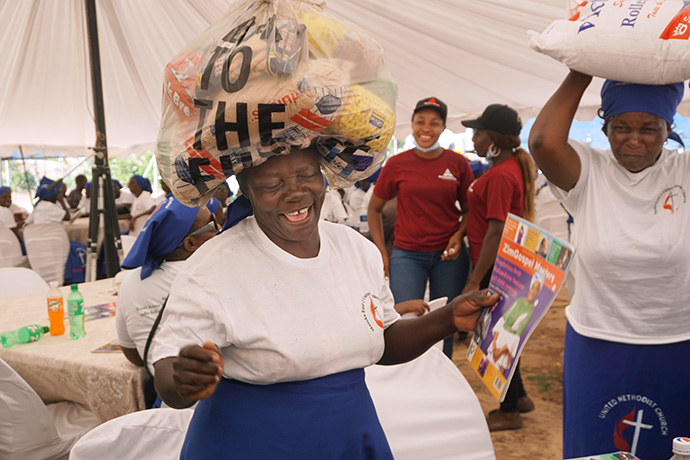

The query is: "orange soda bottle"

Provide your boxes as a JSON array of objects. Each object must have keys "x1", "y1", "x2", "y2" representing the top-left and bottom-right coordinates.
[{"x1": 47, "y1": 281, "x2": 65, "y2": 336}]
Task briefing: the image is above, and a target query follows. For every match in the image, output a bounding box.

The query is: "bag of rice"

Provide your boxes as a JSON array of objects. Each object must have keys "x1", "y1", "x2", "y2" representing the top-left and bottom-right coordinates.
[
  {"x1": 156, "y1": 0, "x2": 397, "y2": 205},
  {"x1": 529, "y1": 0, "x2": 690, "y2": 84}
]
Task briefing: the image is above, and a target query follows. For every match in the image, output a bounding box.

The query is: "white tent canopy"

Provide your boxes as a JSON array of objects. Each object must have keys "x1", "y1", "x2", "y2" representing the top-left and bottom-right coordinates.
[{"x1": 1, "y1": 0, "x2": 688, "y2": 157}]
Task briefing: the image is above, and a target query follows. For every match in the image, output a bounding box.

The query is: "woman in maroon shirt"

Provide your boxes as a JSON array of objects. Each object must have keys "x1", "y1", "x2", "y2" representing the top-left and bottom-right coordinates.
[{"x1": 461, "y1": 104, "x2": 536, "y2": 432}]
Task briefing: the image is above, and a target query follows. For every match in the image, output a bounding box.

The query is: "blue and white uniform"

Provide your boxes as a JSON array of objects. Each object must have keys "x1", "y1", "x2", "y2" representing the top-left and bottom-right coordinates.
[
  {"x1": 151, "y1": 218, "x2": 400, "y2": 459},
  {"x1": 552, "y1": 140, "x2": 690, "y2": 459}
]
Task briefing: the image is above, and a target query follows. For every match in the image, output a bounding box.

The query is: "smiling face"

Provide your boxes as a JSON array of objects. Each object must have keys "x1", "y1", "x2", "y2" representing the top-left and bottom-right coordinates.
[
  {"x1": 0, "y1": 192, "x2": 10, "y2": 208},
  {"x1": 241, "y1": 149, "x2": 325, "y2": 258},
  {"x1": 606, "y1": 112, "x2": 669, "y2": 173},
  {"x1": 412, "y1": 108, "x2": 445, "y2": 150}
]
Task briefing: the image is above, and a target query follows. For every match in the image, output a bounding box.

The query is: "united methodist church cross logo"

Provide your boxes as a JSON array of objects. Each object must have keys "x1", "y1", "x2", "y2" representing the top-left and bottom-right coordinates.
[{"x1": 614, "y1": 408, "x2": 653, "y2": 454}]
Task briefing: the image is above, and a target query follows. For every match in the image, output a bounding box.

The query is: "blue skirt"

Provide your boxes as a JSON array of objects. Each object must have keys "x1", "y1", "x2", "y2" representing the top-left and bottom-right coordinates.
[
  {"x1": 563, "y1": 323, "x2": 690, "y2": 460},
  {"x1": 180, "y1": 368, "x2": 393, "y2": 460}
]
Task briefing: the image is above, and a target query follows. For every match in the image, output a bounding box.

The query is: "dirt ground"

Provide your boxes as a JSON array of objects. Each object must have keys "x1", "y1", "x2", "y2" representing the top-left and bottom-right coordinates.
[{"x1": 451, "y1": 290, "x2": 569, "y2": 459}]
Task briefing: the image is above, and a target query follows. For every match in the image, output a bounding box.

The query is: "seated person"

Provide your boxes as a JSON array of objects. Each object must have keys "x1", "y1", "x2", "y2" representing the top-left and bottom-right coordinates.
[
  {"x1": 26, "y1": 178, "x2": 70, "y2": 225},
  {"x1": 0, "y1": 186, "x2": 19, "y2": 238},
  {"x1": 116, "y1": 197, "x2": 218, "y2": 371},
  {"x1": 78, "y1": 183, "x2": 91, "y2": 215},
  {"x1": 67, "y1": 174, "x2": 87, "y2": 209},
  {"x1": 128, "y1": 175, "x2": 156, "y2": 236},
  {"x1": 113, "y1": 179, "x2": 134, "y2": 216},
  {"x1": 1, "y1": 187, "x2": 29, "y2": 228},
  {"x1": 26, "y1": 178, "x2": 87, "y2": 284}
]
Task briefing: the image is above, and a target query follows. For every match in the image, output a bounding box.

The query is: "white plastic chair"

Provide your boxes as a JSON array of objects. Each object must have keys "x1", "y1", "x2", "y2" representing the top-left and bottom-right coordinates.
[
  {"x1": 0, "y1": 358, "x2": 100, "y2": 460},
  {"x1": 69, "y1": 408, "x2": 194, "y2": 460},
  {"x1": 365, "y1": 347, "x2": 495, "y2": 460},
  {"x1": 0, "y1": 267, "x2": 49, "y2": 298},
  {"x1": 24, "y1": 223, "x2": 70, "y2": 285},
  {"x1": 0, "y1": 226, "x2": 27, "y2": 268}
]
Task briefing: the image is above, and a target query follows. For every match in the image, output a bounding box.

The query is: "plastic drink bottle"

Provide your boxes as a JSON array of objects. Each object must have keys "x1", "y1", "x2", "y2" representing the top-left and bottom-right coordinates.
[
  {"x1": 1, "y1": 324, "x2": 50, "y2": 348},
  {"x1": 46, "y1": 281, "x2": 65, "y2": 336},
  {"x1": 671, "y1": 437, "x2": 690, "y2": 460},
  {"x1": 67, "y1": 284, "x2": 86, "y2": 340}
]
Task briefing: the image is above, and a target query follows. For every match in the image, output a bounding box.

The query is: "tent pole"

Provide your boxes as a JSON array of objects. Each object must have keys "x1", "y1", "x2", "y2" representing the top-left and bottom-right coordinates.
[
  {"x1": 84, "y1": 0, "x2": 122, "y2": 280},
  {"x1": 17, "y1": 146, "x2": 35, "y2": 206}
]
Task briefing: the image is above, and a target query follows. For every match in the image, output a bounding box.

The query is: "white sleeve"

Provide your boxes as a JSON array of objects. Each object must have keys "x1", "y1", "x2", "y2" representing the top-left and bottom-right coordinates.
[
  {"x1": 149, "y1": 266, "x2": 232, "y2": 365},
  {"x1": 548, "y1": 140, "x2": 595, "y2": 216},
  {"x1": 48, "y1": 202, "x2": 67, "y2": 222},
  {"x1": 115, "y1": 272, "x2": 137, "y2": 349}
]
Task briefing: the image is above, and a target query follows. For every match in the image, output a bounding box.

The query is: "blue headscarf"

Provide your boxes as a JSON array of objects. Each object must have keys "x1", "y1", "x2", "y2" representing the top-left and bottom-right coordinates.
[
  {"x1": 600, "y1": 80, "x2": 685, "y2": 146},
  {"x1": 112, "y1": 179, "x2": 122, "y2": 189},
  {"x1": 368, "y1": 167, "x2": 382, "y2": 183},
  {"x1": 84, "y1": 182, "x2": 91, "y2": 191},
  {"x1": 35, "y1": 177, "x2": 60, "y2": 200},
  {"x1": 121, "y1": 196, "x2": 199, "y2": 279},
  {"x1": 0, "y1": 186, "x2": 10, "y2": 196},
  {"x1": 132, "y1": 175, "x2": 152, "y2": 193},
  {"x1": 220, "y1": 194, "x2": 253, "y2": 233},
  {"x1": 206, "y1": 197, "x2": 221, "y2": 214}
]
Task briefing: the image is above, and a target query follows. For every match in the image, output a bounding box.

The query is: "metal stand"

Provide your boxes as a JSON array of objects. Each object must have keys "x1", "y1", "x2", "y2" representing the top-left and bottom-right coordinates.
[
  {"x1": 85, "y1": 151, "x2": 123, "y2": 281},
  {"x1": 83, "y1": 0, "x2": 121, "y2": 281}
]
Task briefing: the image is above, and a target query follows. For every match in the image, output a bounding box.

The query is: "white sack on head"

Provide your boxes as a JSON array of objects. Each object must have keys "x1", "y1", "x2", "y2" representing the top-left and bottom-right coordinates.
[
  {"x1": 155, "y1": 0, "x2": 397, "y2": 206},
  {"x1": 529, "y1": 0, "x2": 690, "y2": 85}
]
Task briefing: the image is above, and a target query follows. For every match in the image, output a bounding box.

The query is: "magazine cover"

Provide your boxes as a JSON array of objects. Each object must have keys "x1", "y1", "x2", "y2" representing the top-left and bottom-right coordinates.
[
  {"x1": 466, "y1": 213, "x2": 574, "y2": 401},
  {"x1": 92, "y1": 339, "x2": 122, "y2": 353}
]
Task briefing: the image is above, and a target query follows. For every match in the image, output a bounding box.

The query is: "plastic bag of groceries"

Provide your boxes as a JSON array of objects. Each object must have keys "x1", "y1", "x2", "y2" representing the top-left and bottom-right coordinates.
[
  {"x1": 529, "y1": 0, "x2": 690, "y2": 84},
  {"x1": 156, "y1": 0, "x2": 397, "y2": 206}
]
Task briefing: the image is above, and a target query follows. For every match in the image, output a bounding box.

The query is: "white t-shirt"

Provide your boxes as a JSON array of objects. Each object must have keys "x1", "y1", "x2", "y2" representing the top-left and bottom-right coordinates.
[
  {"x1": 151, "y1": 217, "x2": 400, "y2": 384},
  {"x1": 130, "y1": 190, "x2": 155, "y2": 218},
  {"x1": 116, "y1": 261, "x2": 184, "y2": 373},
  {"x1": 115, "y1": 189, "x2": 135, "y2": 207},
  {"x1": 320, "y1": 190, "x2": 348, "y2": 224},
  {"x1": 78, "y1": 195, "x2": 90, "y2": 214},
  {"x1": 0, "y1": 206, "x2": 16, "y2": 228},
  {"x1": 550, "y1": 141, "x2": 690, "y2": 344},
  {"x1": 26, "y1": 201, "x2": 66, "y2": 225}
]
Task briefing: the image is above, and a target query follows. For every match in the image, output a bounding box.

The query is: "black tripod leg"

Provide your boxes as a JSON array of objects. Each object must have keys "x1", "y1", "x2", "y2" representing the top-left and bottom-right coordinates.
[{"x1": 100, "y1": 167, "x2": 121, "y2": 277}]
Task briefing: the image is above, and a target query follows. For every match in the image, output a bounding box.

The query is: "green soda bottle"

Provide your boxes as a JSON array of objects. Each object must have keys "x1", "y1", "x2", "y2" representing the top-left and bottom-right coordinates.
[
  {"x1": 67, "y1": 284, "x2": 86, "y2": 340},
  {"x1": 1, "y1": 324, "x2": 50, "y2": 348}
]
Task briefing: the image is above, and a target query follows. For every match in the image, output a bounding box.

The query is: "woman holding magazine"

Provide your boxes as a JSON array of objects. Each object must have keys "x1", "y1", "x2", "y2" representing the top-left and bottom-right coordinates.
[
  {"x1": 460, "y1": 104, "x2": 536, "y2": 432},
  {"x1": 529, "y1": 70, "x2": 690, "y2": 459}
]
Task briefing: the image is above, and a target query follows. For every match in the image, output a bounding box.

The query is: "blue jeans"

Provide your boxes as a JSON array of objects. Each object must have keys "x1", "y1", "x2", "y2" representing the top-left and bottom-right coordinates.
[{"x1": 389, "y1": 244, "x2": 470, "y2": 358}]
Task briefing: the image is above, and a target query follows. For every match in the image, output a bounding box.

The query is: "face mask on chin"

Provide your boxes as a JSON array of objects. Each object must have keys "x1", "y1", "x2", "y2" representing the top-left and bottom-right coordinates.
[{"x1": 416, "y1": 141, "x2": 441, "y2": 152}]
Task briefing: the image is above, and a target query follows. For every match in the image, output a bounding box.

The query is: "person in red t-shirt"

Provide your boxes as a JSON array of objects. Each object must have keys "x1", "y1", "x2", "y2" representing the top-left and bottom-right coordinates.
[
  {"x1": 461, "y1": 104, "x2": 536, "y2": 432},
  {"x1": 368, "y1": 97, "x2": 474, "y2": 359}
]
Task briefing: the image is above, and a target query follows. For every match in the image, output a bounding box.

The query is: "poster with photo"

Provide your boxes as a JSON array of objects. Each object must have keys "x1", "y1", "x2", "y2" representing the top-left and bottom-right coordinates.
[{"x1": 467, "y1": 213, "x2": 575, "y2": 401}]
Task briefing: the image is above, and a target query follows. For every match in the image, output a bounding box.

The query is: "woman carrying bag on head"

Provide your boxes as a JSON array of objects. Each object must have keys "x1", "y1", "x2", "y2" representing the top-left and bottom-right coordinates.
[
  {"x1": 461, "y1": 104, "x2": 537, "y2": 431},
  {"x1": 529, "y1": 70, "x2": 690, "y2": 460}
]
